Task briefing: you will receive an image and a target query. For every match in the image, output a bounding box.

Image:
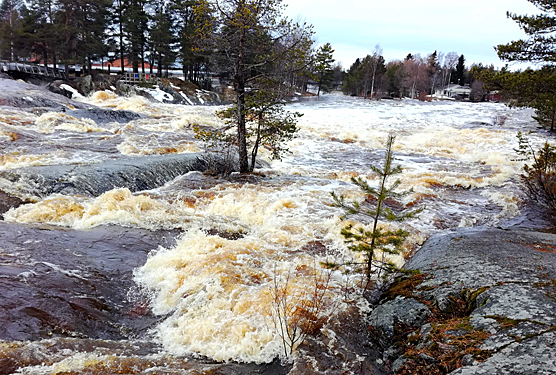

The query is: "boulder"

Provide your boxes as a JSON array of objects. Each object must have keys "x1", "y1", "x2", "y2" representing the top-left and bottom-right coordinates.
[
  {"x1": 369, "y1": 296, "x2": 432, "y2": 339},
  {"x1": 0, "y1": 190, "x2": 24, "y2": 219}
]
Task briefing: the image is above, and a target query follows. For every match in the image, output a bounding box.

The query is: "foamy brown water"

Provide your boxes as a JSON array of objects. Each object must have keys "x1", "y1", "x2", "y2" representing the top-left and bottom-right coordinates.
[{"x1": 0, "y1": 93, "x2": 545, "y2": 368}]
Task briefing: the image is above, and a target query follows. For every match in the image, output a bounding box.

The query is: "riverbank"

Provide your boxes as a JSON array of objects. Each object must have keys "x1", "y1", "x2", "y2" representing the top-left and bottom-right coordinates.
[{"x1": 369, "y1": 227, "x2": 556, "y2": 374}]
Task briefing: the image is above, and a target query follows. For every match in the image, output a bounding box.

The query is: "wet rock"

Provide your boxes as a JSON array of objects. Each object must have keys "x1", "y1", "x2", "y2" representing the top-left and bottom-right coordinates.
[
  {"x1": 115, "y1": 80, "x2": 138, "y2": 96},
  {"x1": 0, "y1": 72, "x2": 13, "y2": 80},
  {"x1": 369, "y1": 296, "x2": 431, "y2": 338},
  {"x1": 0, "y1": 220, "x2": 293, "y2": 375},
  {"x1": 69, "y1": 107, "x2": 142, "y2": 124},
  {"x1": 290, "y1": 306, "x2": 387, "y2": 375},
  {"x1": 158, "y1": 81, "x2": 187, "y2": 104},
  {"x1": 0, "y1": 77, "x2": 90, "y2": 110},
  {"x1": 0, "y1": 153, "x2": 224, "y2": 197},
  {"x1": 45, "y1": 80, "x2": 72, "y2": 98},
  {"x1": 0, "y1": 221, "x2": 180, "y2": 341},
  {"x1": 74, "y1": 75, "x2": 94, "y2": 96},
  {"x1": 0, "y1": 190, "x2": 24, "y2": 219}
]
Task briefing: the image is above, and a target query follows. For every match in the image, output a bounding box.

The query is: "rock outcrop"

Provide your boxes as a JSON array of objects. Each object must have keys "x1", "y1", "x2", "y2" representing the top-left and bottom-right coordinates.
[
  {"x1": 0, "y1": 153, "x2": 216, "y2": 198},
  {"x1": 0, "y1": 77, "x2": 91, "y2": 110},
  {"x1": 369, "y1": 228, "x2": 556, "y2": 374}
]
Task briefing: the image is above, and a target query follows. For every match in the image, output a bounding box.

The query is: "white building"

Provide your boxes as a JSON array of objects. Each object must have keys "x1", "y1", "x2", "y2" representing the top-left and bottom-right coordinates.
[{"x1": 432, "y1": 84, "x2": 471, "y2": 100}]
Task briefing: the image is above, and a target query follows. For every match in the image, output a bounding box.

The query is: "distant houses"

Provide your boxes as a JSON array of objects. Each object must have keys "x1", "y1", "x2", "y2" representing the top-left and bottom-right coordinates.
[
  {"x1": 432, "y1": 84, "x2": 500, "y2": 102},
  {"x1": 433, "y1": 84, "x2": 472, "y2": 100},
  {"x1": 93, "y1": 58, "x2": 157, "y2": 74}
]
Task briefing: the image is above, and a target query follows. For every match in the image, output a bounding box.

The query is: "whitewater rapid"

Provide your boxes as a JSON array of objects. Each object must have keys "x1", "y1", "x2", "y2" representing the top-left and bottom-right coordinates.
[{"x1": 0, "y1": 91, "x2": 543, "y2": 367}]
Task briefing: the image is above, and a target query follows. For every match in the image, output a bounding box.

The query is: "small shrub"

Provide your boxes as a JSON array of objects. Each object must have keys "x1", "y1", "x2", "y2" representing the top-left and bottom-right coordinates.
[
  {"x1": 269, "y1": 263, "x2": 340, "y2": 357},
  {"x1": 515, "y1": 132, "x2": 556, "y2": 212}
]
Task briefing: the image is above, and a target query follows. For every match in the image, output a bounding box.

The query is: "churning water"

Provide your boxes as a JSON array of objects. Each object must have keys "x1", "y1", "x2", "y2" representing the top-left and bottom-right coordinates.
[{"x1": 0, "y1": 91, "x2": 546, "y2": 373}]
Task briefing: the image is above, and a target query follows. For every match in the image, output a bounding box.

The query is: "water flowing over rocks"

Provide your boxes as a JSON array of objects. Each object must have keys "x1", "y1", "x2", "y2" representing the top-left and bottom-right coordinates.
[
  {"x1": 1, "y1": 89, "x2": 553, "y2": 373},
  {"x1": 369, "y1": 228, "x2": 556, "y2": 374},
  {"x1": 68, "y1": 107, "x2": 142, "y2": 124},
  {"x1": 0, "y1": 222, "x2": 292, "y2": 375},
  {"x1": 0, "y1": 153, "x2": 219, "y2": 197},
  {"x1": 0, "y1": 190, "x2": 24, "y2": 219}
]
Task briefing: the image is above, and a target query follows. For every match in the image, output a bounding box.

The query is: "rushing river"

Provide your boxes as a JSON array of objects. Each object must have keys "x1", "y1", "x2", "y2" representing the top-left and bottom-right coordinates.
[{"x1": 0, "y1": 91, "x2": 547, "y2": 373}]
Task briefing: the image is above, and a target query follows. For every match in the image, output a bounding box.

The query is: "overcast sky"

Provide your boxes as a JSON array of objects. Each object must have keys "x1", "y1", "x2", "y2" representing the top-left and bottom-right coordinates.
[{"x1": 282, "y1": 0, "x2": 541, "y2": 69}]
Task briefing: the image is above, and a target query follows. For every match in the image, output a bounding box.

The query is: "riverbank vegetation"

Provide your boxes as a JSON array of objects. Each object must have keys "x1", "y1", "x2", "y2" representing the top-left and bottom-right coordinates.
[{"x1": 477, "y1": 0, "x2": 556, "y2": 132}]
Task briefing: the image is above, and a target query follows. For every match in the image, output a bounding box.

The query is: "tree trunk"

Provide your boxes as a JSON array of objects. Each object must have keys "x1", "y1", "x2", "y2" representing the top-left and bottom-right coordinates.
[
  {"x1": 236, "y1": 1, "x2": 249, "y2": 173},
  {"x1": 119, "y1": 1, "x2": 124, "y2": 74}
]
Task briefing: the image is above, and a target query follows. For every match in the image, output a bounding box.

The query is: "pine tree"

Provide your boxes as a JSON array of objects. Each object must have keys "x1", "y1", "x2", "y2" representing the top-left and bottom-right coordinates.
[
  {"x1": 454, "y1": 54, "x2": 465, "y2": 85},
  {"x1": 198, "y1": 0, "x2": 313, "y2": 173},
  {"x1": 22, "y1": 0, "x2": 60, "y2": 67},
  {"x1": 149, "y1": 3, "x2": 176, "y2": 77},
  {"x1": 480, "y1": 2, "x2": 556, "y2": 130},
  {"x1": 122, "y1": 0, "x2": 148, "y2": 73},
  {"x1": 496, "y1": 0, "x2": 556, "y2": 63},
  {"x1": 331, "y1": 135, "x2": 422, "y2": 289},
  {"x1": 314, "y1": 42, "x2": 335, "y2": 96},
  {"x1": 56, "y1": 0, "x2": 111, "y2": 68},
  {"x1": 480, "y1": 66, "x2": 556, "y2": 130},
  {"x1": 0, "y1": 0, "x2": 24, "y2": 60}
]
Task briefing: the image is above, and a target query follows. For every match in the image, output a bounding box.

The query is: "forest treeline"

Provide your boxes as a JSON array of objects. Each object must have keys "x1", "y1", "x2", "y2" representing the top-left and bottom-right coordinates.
[
  {"x1": 340, "y1": 49, "x2": 495, "y2": 101},
  {"x1": 0, "y1": 0, "x2": 497, "y2": 100},
  {"x1": 0, "y1": 0, "x2": 336, "y2": 91}
]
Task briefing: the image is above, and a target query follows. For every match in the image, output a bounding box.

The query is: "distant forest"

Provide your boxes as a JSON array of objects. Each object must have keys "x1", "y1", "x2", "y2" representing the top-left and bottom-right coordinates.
[
  {"x1": 0, "y1": 0, "x2": 494, "y2": 99},
  {"x1": 340, "y1": 50, "x2": 496, "y2": 101}
]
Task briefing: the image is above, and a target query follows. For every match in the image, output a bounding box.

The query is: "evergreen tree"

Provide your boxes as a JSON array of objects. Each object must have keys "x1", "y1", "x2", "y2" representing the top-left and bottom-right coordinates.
[
  {"x1": 314, "y1": 42, "x2": 335, "y2": 96},
  {"x1": 169, "y1": 0, "x2": 212, "y2": 84},
  {"x1": 22, "y1": 0, "x2": 61, "y2": 67},
  {"x1": 56, "y1": 0, "x2": 111, "y2": 68},
  {"x1": 454, "y1": 54, "x2": 465, "y2": 85},
  {"x1": 480, "y1": 66, "x2": 556, "y2": 130},
  {"x1": 496, "y1": 0, "x2": 556, "y2": 62},
  {"x1": 0, "y1": 0, "x2": 24, "y2": 60},
  {"x1": 331, "y1": 135, "x2": 422, "y2": 289},
  {"x1": 109, "y1": 0, "x2": 127, "y2": 73},
  {"x1": 481, "y1": 2, "x2": 556, "y2": 130},
  {"x1": 149, "y1": 2, "x2": 176, "y2": 77},
  {"x1": 385, "y1": 61, "x2": 406, "y2": 98},
  {"x1": 122, "y1": 0, "x2": 148, "y2": 73},
  {"x1": 342, "y1": 58, "x2": 363, "y2": 96},
  {"x1": 199, "y1": 0, "x2": 313, "y2": 173}
]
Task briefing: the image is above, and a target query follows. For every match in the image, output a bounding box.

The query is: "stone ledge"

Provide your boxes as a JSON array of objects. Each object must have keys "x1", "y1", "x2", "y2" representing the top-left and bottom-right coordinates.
[{"x1": 370, "y1": 228, "x2": 556, "y2": 374}]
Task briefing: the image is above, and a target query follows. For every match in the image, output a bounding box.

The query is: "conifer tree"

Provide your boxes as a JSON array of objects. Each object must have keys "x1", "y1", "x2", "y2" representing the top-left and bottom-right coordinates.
[
  {"x1": 22, "y1": 0, "x2": 60, "y2": 67},
  {"x1": 149, "y1": 3, "x2": 176, "y2": 77},
  {"x1": 454, "y1": 54, "x2": 465, "y2": 85},
  {"x1": 314, "y1": 42, "x2": 335, "y2": 96},
  {"x1": 122, "y1": 0, "x2": 148, "y2": 73},
  {"x1": 56, "y1": 0, "x2": 111, "y2": 68},
  {"x1": 197, "y1": 0, "x2": 314, "y2": 173},
  {"x1": 0, "y1": 0, "x2": 24, "y2": 60},
  {"x1": 331, "y1": 135, "x2": 422, "y2": 289},
  {"x1": 496, "y1": 0, "x2": 556, "y2": 62},
  {"x1": 480, "y1": 2, "x2": 556, "y2": 130}
]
